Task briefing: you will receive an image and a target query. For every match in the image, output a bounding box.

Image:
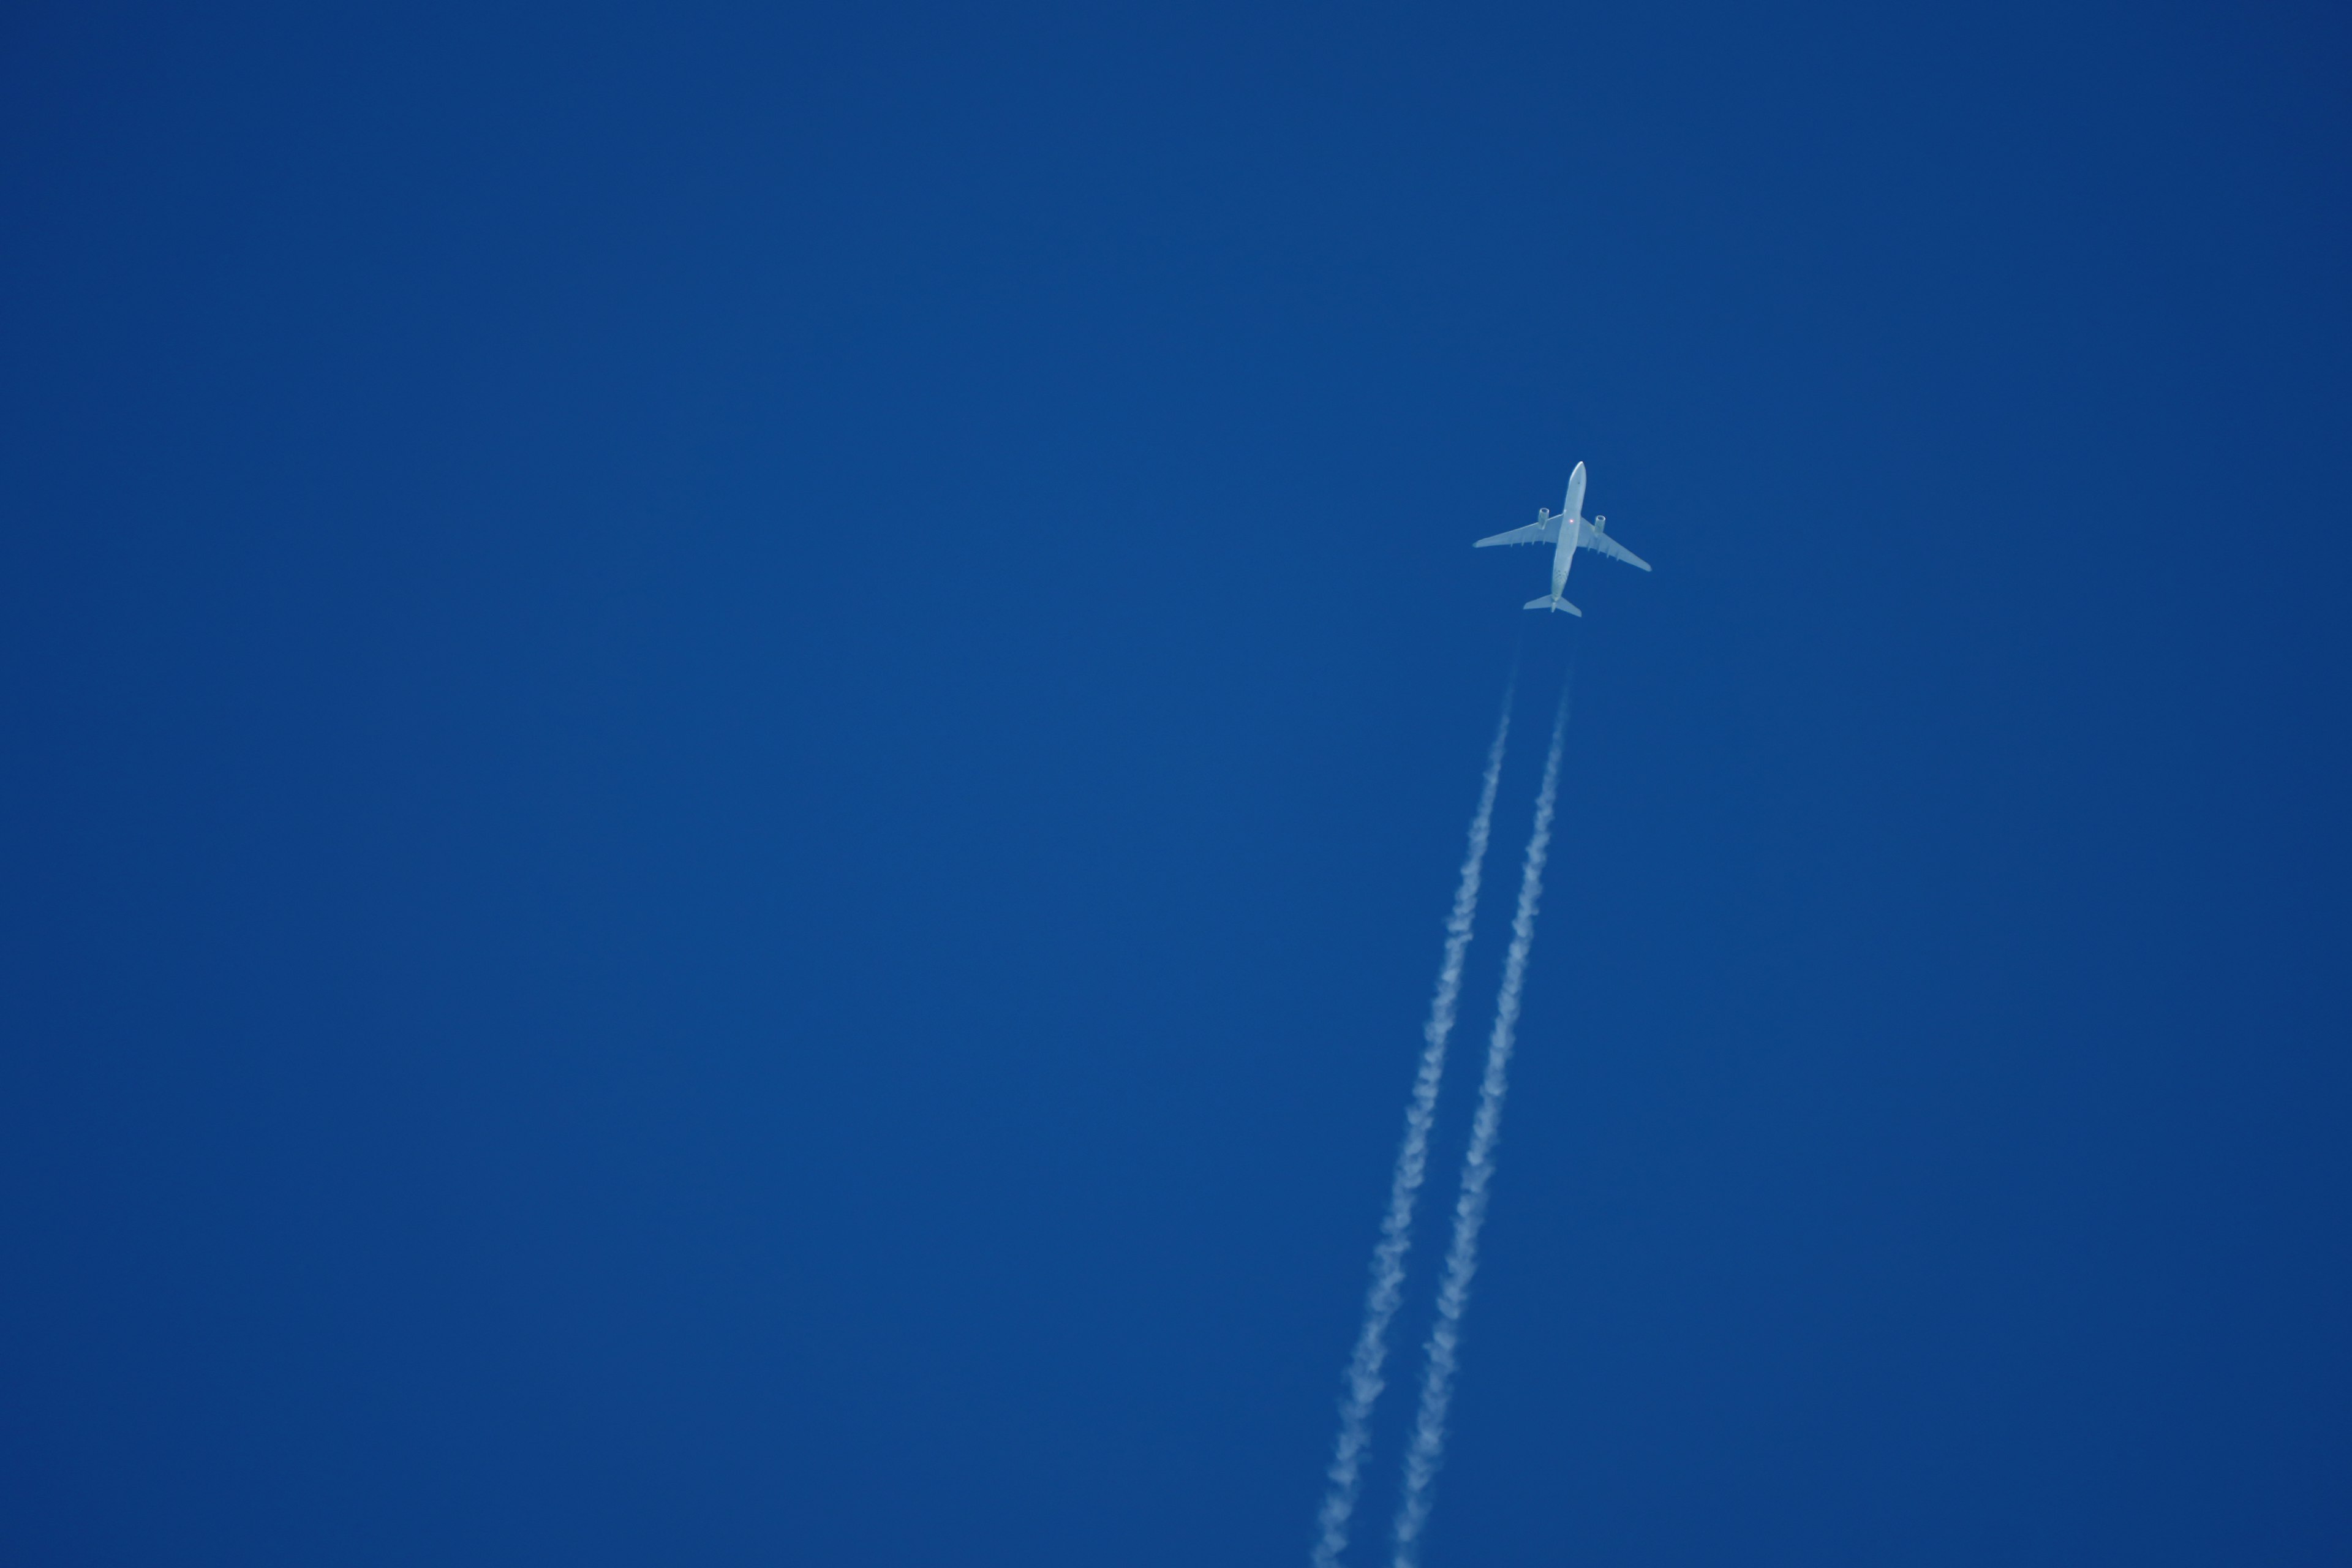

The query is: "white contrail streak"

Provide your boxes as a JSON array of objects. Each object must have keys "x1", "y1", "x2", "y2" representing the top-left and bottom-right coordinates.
[
  {"x1": 1310, "y1": 692, "x2": 1515, "y2": 1568},
  {"x1": 1390, "y1": 688, "x2": 1569, "y2": 1568}
]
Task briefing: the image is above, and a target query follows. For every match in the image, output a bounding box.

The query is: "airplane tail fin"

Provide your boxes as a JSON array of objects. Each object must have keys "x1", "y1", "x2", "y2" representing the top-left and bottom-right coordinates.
[{"x1": 1523, "y1": 595, "x2": 1583, "y2": 616}]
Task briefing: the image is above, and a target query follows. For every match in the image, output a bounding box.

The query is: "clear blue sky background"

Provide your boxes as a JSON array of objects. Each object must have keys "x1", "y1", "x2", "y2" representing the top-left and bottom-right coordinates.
[{"x1": 3, "y1": 3, "x2": 2347, "y2": 1563}]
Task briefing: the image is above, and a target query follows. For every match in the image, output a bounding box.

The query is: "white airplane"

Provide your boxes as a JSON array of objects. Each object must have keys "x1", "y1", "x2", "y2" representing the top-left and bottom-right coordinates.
[{"x1": 1473, "y1": 461, "x2": 1650, "y2": 614}]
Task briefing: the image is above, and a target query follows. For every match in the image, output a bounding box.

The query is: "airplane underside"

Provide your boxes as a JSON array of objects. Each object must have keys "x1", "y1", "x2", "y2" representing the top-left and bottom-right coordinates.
[{"x1": 1472, "y1": 462, "x2": 1647, "y2": 616}]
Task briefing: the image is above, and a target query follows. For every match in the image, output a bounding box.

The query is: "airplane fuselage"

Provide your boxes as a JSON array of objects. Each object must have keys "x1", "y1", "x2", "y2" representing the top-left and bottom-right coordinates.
[{"x1": 1548, "y1": 462, "x2": 1588, "y2": 601}]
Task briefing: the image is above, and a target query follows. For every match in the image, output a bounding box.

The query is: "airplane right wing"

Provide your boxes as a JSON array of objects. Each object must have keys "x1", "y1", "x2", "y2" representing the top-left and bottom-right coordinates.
[
  {"x1": 1474, "y1": 517, "x2": 1561, "y2": 548},
  {"x1": 1578, "y1": 522, "x2": 1652, "y2": 571}
]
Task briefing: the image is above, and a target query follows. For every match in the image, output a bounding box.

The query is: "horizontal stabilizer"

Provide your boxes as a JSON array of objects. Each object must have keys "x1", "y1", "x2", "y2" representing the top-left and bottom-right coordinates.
[{"x1": 1523, "y1": 595, "x2": 1583, "y2": 616}]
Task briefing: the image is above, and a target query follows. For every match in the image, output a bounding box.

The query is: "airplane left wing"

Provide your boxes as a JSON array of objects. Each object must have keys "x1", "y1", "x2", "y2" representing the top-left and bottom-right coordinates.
[{"x1": 1474, "y1": 517, "x2": 1561, "y2": 548}]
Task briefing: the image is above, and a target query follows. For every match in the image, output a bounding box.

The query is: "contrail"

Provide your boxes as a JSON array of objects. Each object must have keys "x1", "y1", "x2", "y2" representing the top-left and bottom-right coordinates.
[
  {"x1": 1310, "y1": 688, "x2": 1515, "y2": 1568},
  {"x1": 1390, "y1": 685, "x2": 1570, "y2": 1568}
]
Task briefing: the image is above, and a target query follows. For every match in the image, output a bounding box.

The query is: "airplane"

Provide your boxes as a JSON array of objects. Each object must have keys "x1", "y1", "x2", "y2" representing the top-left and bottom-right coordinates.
[{"x1": 1473, "y1": 461, "x2": 1650, "y2": 614}]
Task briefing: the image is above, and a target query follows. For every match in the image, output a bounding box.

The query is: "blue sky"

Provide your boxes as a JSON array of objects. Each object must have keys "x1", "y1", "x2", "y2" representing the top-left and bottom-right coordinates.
[{"x1": 2, "y1": 2, "x2": 2347, "y2": 1563}]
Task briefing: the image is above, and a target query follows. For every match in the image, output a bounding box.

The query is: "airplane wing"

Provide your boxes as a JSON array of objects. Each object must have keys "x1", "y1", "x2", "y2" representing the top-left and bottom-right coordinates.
[
  {"x1": 1578, "y1": 522, "x2": 1651, "y2": 571},
  {"x1": 1474, "y1": 517, "x2": 1561, "y2": 548}
]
